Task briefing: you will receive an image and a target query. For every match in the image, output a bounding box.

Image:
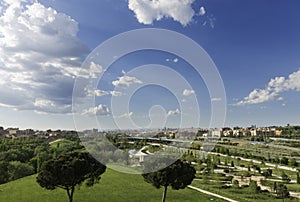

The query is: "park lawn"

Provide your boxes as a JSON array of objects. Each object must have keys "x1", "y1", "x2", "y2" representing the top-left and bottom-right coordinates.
[
  {"x1": 191, "y1": 180, "x2": 298, "y2": 202},
  {"x1": 287, "y1": 183, "x2": 300, "y2": 192},
  {"x1": 49, "y1": 139, "x2": 74, "y2": 148},
  {"x1": 0, "y1": 169, "x2": 226, "y2": 202}
]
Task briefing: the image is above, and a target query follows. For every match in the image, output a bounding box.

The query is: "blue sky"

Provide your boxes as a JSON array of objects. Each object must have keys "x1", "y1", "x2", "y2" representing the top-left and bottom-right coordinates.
[{"x1": 0, "y1": 0, "x2": 299, "y2": 130}]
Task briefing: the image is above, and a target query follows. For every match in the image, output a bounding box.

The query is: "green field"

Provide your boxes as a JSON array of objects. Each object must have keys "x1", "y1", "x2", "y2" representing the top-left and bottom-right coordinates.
[
  {"x1": 0, "y1": 169, "x2": 226, "y2": 202},
  {"x1": 191, "y1": 180, "x2": 299, "y2": 202}
]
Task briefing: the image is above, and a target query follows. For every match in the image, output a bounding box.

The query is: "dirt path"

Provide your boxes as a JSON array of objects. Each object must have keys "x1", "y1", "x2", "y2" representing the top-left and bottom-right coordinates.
[{"x1": 188, "y1": 185, "x2": 239, "y2": 202}]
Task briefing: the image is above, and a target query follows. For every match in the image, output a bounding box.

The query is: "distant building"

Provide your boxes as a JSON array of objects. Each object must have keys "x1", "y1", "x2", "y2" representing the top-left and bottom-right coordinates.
[{"x1": 8, "y1": 128, "x2": 19, "y2": 135}]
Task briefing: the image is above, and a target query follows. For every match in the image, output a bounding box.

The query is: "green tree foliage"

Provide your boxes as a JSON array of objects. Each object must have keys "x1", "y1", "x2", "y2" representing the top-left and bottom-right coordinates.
[
  {"x1": 273, "y1": 181, "x2": 277, "y2": 193},
  {"x1": 289, "y1": 158, "x2": 297, "y2": 167},
  {"x1": 8, "y1": 161, "x2": 34, "y2": 181},
  {"x1": 0, "y1": 137, "x2": 46, "y2": 184},
  {"x1": 262, "y1": 169, "x2": 272, "y2": 178},
  {"x1": 36, "y1": 151, "x2": 106, "y2": 202},
  {"x1": 232, "y1": 180, "x2": 239, "y2": 188},
  {"x1": 281, "y1": 157, "x2": 288, "y2": 165},
  {"x1": 142, "y1": 158, "x2": 196, "y2": 202},
  {"x1": 0, "y1": 161, "x2": 9, "y2": 184},
  {"x1": 276, "y1": 183, "x2": 289, "y2": 199},
  {"x1": 281, "y1": 171, "x2": 291, "y2": 183},
  {"x1": 248, "y1": 180, "x2": 260, "y2": 199}
]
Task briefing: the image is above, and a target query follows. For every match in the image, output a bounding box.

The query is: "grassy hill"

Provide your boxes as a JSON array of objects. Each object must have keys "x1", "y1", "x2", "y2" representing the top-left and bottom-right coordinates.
[{"x1": 0, "y1": 168, "x2": 225, "y2": 202}]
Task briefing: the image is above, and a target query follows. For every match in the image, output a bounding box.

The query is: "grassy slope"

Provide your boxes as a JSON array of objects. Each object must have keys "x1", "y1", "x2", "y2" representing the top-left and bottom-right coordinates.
[{"x1": 0, "y1": 169, "x2": 225, "y2": 202}]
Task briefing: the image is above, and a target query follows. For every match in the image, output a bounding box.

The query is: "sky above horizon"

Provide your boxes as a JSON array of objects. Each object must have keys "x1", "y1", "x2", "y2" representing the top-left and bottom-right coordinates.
[{"x1": 0, "y1": 0, "x2": 300, "y2": 130}]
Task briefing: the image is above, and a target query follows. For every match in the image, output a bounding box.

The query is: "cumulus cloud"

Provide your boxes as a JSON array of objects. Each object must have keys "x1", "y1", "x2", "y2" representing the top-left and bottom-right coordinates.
[
  {"x1": 0, "y1": 0, "x2": 88, "y2": 114},
  {"x1": 128, "y1": 0, "x2": 195, "y2": 26},
  {"x1": 110, "y1": 91, "x2": 123, "y2": 97},
  {"x1": 87, "y1": 62, "x2": 103, "y2": 78},
  {"x1": 167, "y1": 108, "x2": 180, "y2": 117},
  {"x1": 81, "y1": 104, "x2": 110, "y2": 116},
  {"x1": 199, "y1": 6, "x2": 206, "y2": 16},
  {"x1": 183, "y1": 89, "x2": 195, "y2": 96},
  {"x1": 236, "y1": 69, "x2": 300, "y2": 105},
  {"x1": 92, "y1": 90, "x2": 109, "y2": 97},
  {"x1": 2, "y1": 0, "x2": 33, "y2": 6},
  {"x1": 33, "y1": 98, "x2": 70, "y2": 114},
  {"x1": 112, "y1": 75, "x2": 142, "y2": 88}
]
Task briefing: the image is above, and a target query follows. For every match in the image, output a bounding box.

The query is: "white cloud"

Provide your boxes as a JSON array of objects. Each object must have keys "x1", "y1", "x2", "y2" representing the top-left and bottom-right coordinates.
[
  {"x1": 110, "y1": 91, "x2": 123, "y2": 97},
  {"x1": 0, "y1": 1, "x2": 88, "y2": 114},
  {"x1": 211, "y1": 97, "x2": 222, "y2": 102},
  {"x1": 87, "y1": 89, "x2": 122, "y2": 97},
  {"x1": 183, "y1": 89, "x2": 195, "y2": 96},
  {"x1": 199, "y1": 6, "x2": 206, "y2": 16},
  {"x1": 236, "y1": 69, "x2": 300, "y2": 105},
  {"x1": 88, "y1": 62, "x2": 103, "y2": 78},
  {"x1": 112, "y1": 75, "x2": 142, "y2": 88},
  {"x1": 81, "y1": 104, "x2": 110, "y2": 116},
  {"x1": 33, "y1": 98, "x2": 70, "y2": 114},
  {"x1": 128, "y1": 0, "x2": 195, "y2": 26},
  {"x1": 115, "y1": 112, "x2": 134, "y2": 119},
  {"x1": 166, "y1": 57, "x2": 179, "y2": 63},
  {"x1": 93, "y1": 90, "x2": 109, "y2": 97},
  {"x1": 2, "y1": 0, "x2": 33, "y2": 6},
  {"x1": 277, "y1": 97, "x2": 284, "y2": 101},
  {"x1": 202, "y1": 14, "x2": 216, "y2": 29},
  {"x1": 34, "y1": 99, "x2": 55, "y2": 108},
  {"x1": 167, "y1": 108, "x2": 180, "y2": 117}
]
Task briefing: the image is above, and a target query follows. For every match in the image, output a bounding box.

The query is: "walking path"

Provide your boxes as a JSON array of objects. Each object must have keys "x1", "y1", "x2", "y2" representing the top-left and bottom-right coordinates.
[{"x1": 188, "y1": 185, "x2": 239, "y2": 202}]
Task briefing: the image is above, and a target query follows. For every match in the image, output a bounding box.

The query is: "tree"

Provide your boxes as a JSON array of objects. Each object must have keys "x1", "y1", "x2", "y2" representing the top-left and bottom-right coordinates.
[
  {"x1": 289, "y1": 158, "x2": 297, "y2": 167},
  {"x1": 142, "y1": 158, "x2": 195, "y2": 202},
  {"x1": 248, "y1": 180, "x2": 260, "y2": 199},
  {"x1": 262, "y1": 169, "x2": 272, "y2": 178},
  {"x1": 232, "y1": 180, "x2": 239, "y2": 188},
  {"x1": 281, "y1": 157, "x2": 288, "y2": 165},
  {"x1": 277, "y1": 183, "x2": 289, "y2": 199},
  {"x1": 0, "y1": 161, "x2": 9, "y2": 184},
  {"x1": 297, "y1": 172, "x2": 300, "y2": 184},
  {"x1": 281, "y1": 171, "x2": 291, "y2": 183},
  {"x1": 8, "y1": 161, "x2": 34, "y2": 181},
  {"x1": 273, "y1": 181, "x2": 277, "y2": 193},
  {"x1": 36, "y1": 151, "x2": 106, "y2": 202}
]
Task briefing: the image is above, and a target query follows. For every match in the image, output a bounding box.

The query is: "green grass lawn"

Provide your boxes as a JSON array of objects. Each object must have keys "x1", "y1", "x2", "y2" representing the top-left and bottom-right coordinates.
[
  {"x1": 49, "y1": 139, "x2": 74, "y2": 148},
  {"x1": 287, "y1": 183, "x2": 300, "y2": 192},
  {"x1": 0, "y1": 169, "x2": 226, "y2": 202},
  {"x1": 192, "y1": 180, "x2": 299, "y2": 202}
]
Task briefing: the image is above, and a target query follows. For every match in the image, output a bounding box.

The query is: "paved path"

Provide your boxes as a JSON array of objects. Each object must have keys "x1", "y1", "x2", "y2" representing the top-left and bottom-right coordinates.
[
  {"x1": 209, "y1": 152, "x2": 298, "y2": 172},
  {"x1": 188, "y1": 185, "x2": 239, "y2": 202}
]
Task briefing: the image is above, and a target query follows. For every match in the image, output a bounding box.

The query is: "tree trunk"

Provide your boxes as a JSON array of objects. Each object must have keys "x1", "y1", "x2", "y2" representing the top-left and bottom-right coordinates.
[
  {"x1": 66, "y1": 187, "x2": 74, "y2": 202},
  {"x1": 162, "y1": 186, "x2": 168, "y2": 202}
]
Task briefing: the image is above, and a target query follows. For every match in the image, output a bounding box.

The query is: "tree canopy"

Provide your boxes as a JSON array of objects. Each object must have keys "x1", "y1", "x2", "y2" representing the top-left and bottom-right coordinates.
[
  {"x1": 142, "y1": 158, "x2": 195, "y2": 202},
  {"x1": 36, "y1": 151, "x2": 106, "y2": 202}
]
